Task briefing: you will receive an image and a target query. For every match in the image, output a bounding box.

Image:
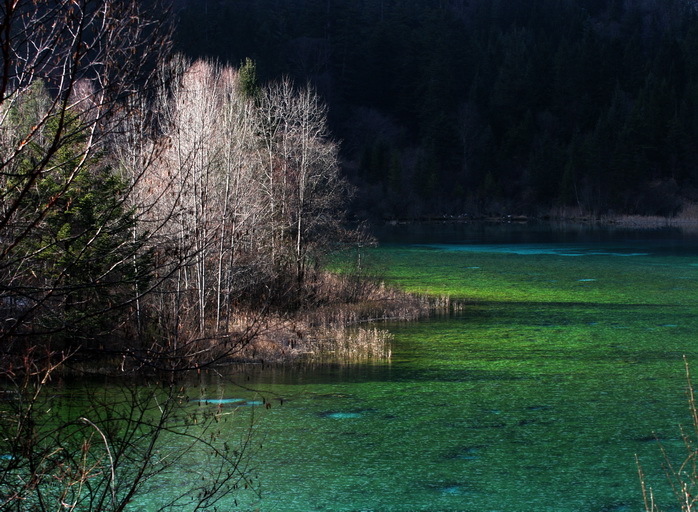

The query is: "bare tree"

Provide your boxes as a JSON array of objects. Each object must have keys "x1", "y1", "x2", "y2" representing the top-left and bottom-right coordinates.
[
  {"x1": 137, "y1": 59, "x2": 355, "y2": 347},
  {"x1": 287, "y1": 84, "x2": 347, "y2": 285},
  {"x1": 0, "y1": 0, "x2": 172, "y2": 347},
  {"x1": 0, "y1": 5, "x2": 263, "y2": 512},
  {"x1": 215, "y1": 66, "x2": 260, "y2": 331},
  {"x1": 256, "y1": 79, "x2": 350, "y2": 288},
  {"x1": 133, "y1": 57, "x2": 267, "y2": 362},
  {"x1": 160, "y1": 59, "x2": 224, "y2": 336}
]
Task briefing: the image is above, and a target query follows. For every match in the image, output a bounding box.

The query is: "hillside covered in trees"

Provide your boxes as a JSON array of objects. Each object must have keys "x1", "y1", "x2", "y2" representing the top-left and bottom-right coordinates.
[{"x1": 176, "y1": 0, "x2": 698, "y2": 218}]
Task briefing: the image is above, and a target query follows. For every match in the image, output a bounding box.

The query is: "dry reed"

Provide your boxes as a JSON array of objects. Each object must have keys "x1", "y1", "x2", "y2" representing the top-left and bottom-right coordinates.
[
  {"x1": 113, "y1": 268, "x2": 464, "y2": 371},
  {"x1": 212, "y1": 271, "x2": 463, "y2": 365},
  {"x1": 638, "y1": 357, "x2": 698, "y2": 512}
]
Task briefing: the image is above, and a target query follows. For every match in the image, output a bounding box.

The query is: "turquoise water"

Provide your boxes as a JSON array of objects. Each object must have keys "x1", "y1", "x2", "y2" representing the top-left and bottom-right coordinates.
[
  {"x1": 13, "y1": 223, "x2": 698, "y2": 511},
  {"x1": 217, "y1": 223, "x2": 698, "y2": 511}
]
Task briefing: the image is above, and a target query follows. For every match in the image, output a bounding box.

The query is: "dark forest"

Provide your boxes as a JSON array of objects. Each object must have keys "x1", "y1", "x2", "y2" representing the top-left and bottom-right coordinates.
[{"x1": 175, "y1": 0, "x2": 698, "y2": 219}]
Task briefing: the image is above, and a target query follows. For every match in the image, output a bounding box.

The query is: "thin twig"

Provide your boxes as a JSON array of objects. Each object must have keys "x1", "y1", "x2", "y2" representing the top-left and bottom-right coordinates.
[{"x1": 80, "y1": 417, "x2": 116, "y2": 508}]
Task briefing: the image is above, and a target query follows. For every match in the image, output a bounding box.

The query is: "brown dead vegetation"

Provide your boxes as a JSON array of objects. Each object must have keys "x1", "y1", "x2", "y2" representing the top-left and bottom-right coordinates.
[{"x1": 133, "y1": 270, "x2": 463, "y2": 370}]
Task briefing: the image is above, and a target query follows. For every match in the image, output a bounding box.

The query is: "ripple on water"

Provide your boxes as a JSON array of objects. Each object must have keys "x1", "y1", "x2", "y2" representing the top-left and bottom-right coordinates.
[
  {"x1": 320, "y1": 411, "x2": 363, "y2": 419},
  {"x1": 309, "y1": 392, "x2": 355, "y2": 399},
  {"x1": 418, "y1": 243, "x2": 650, "y2": 257},
  {"x1": 426, "y1": 481, "x2": 477, "y2": 497},
  {"x1": 597, "y1": 503, "x2": 632, "y2": 512},
  {"x1": 527, "y1": 404, "x2": 552, "y2": 411}
]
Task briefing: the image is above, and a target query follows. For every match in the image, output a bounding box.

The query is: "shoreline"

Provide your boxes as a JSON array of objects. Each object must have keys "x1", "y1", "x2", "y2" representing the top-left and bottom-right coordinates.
[{"x1": 375, "y1": 205, "x2": 698, "y2": 231}]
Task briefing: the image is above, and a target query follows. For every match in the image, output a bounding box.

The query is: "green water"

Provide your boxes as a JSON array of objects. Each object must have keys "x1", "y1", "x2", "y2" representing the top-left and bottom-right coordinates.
[
  {"x1": 219, "y1": 223, "x2": 698, "y2": 512},
  {"x1": 15, "y1": 222, "x2": 698, "y2": 511}
]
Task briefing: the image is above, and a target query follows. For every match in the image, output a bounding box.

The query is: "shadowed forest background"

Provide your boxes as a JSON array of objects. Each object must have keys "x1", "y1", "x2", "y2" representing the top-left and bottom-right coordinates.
[
  {"x1": 4, "y1": 1, "x2": 698, "y2": 510},
  {"x1": 176, "y1": 0, "x2": 698, "y2": 219}
]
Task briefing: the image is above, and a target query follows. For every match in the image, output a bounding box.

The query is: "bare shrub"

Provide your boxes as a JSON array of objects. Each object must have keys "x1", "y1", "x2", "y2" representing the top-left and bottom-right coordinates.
[{"x1": 638, "y1": 358, "x2": 698, "y2": 512}]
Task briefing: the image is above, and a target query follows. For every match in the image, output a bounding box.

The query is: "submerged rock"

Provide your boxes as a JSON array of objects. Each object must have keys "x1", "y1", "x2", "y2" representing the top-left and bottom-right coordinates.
[
  {"x1": 192, "y1": 398, "x2": 245, "y2": 405},
  {"x1": 527, "y1": 404, "x2": 551, "y2": 411},
  {"x1": 441, "y1": 485, "x2": 466, "y2": 496},
  {"x1": 444, "y1": 445, "x2": 483, "y2": 460},
  {"x1": 426, "y1": 481, "x2": 476, "y2": 497}
]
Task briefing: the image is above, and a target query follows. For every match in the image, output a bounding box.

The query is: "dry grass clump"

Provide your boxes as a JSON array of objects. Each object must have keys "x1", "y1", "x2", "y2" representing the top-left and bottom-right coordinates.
[
  {"x1": 213, "y1": 271, "x2": 460, "y2": 365},
  {"x1": 430, "y1": 293, "x2": 466, "y2": 315},
  {"x1": 112, "y1": 269, "x2": 462, "y2": 371},
  {"x1": 304, "y1": 271, "x2": 464, "y2": 325},
  {"x1": 584, "y1": 203, "x2": 698, "y2": 231},
  {"x1": 607, "y1": 214, "x2": 685, "y2": 229},
  {"x1": 301, "y1": 326, "x2": 393, "y2": 363},
  {"x1": 224, "y1": 318, "x2": 392, "y2": 364}
]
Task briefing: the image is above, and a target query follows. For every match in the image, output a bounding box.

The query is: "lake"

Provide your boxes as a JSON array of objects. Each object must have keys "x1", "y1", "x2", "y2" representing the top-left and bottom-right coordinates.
[
  {"x1": 219, "y1": 221, "x2": 698, "y2": 512},
  {"x1": 23, "y1": 221, "x2": 698, "y2": 511}
]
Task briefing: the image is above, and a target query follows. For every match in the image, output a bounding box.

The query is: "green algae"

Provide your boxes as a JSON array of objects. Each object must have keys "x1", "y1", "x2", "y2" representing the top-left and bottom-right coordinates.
[
  {"x1": 229, "y1": 226, "x2": 698, "y2": 511},
  {"x1": 49, "y1": 225, "x2": 698, "y2": 511}
]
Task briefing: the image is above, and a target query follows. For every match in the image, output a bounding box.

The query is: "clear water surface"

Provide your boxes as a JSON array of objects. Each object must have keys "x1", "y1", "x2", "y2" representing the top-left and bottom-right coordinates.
[{"x1": 41, "y1": 223, "x2": 698, "y2": 511}]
